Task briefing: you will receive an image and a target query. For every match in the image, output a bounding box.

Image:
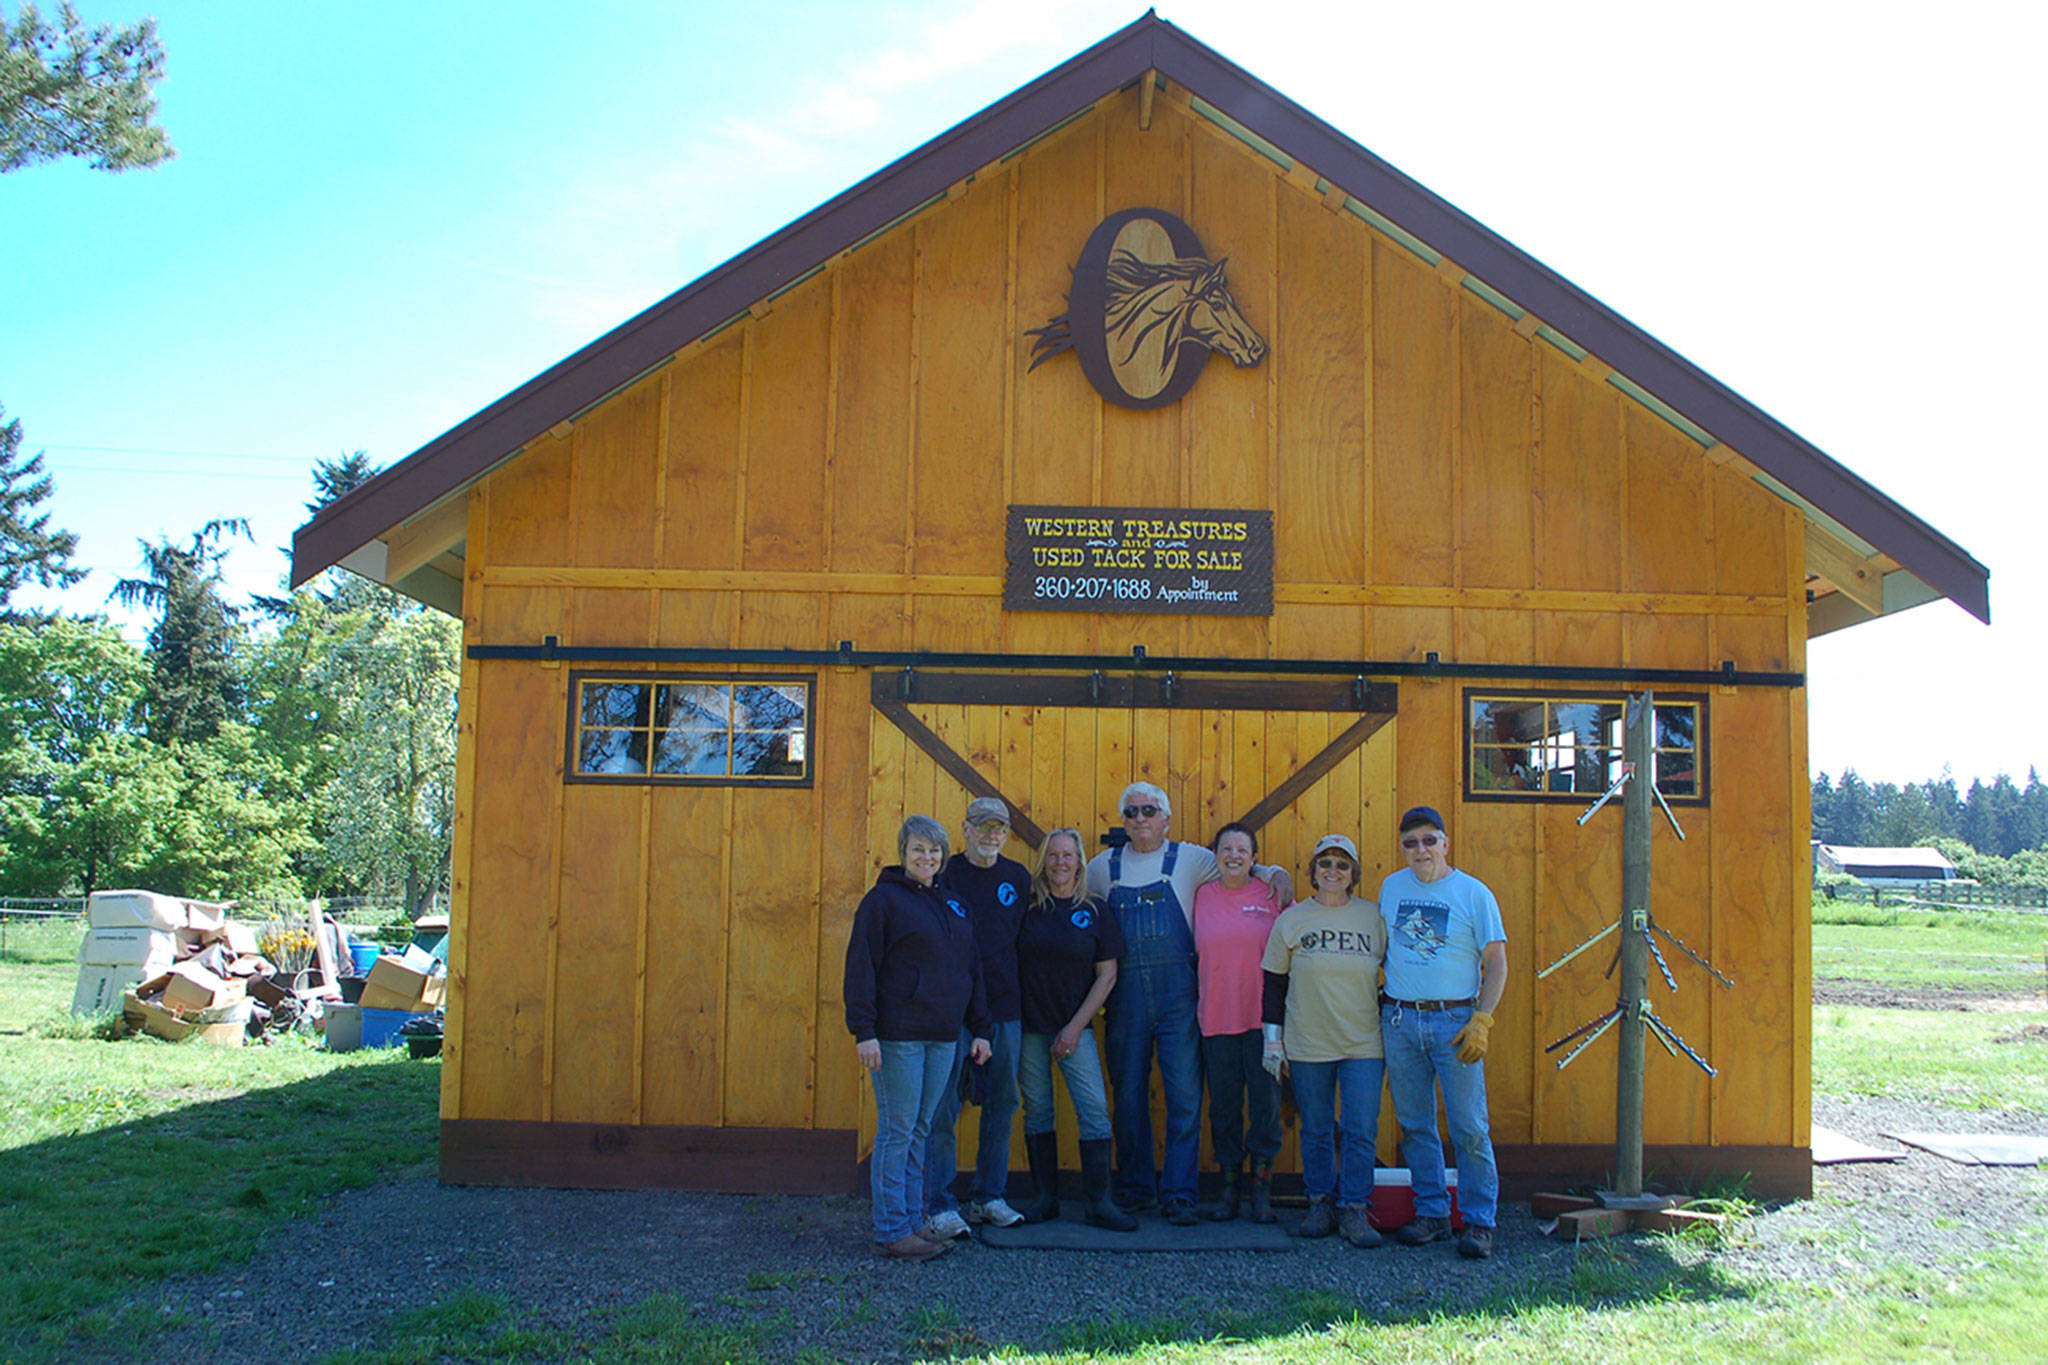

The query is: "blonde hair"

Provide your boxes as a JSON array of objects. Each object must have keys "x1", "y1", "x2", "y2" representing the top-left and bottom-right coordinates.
[{"x1": 1030, "y1": 827, "x2": 1093, "y2": 910}]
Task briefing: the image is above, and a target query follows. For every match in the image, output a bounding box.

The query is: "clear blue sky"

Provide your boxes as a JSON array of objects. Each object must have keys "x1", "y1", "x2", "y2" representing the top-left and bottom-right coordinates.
[{"x1": 3, "y1": 0, "x2": 2041, "y2": 785}]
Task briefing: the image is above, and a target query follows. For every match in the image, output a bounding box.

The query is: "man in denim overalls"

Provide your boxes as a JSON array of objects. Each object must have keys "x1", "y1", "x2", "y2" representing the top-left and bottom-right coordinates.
[{"x1": 1085, "y1": 781, "x2": 1291, "y2": 1225}]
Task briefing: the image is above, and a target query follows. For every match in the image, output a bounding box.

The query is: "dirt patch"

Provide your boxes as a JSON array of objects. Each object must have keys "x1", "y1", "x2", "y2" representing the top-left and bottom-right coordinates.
[
  {"x1": 1811, "y1": 979, "x2": 2040, "y2": 1011},
  {"x1": 1994, "y1": 1022, "x2": 2048, "y2": 1045}
]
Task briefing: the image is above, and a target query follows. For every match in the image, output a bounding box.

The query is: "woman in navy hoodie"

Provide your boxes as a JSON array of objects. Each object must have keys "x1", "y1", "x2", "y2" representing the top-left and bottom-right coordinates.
[{"x1": 845, "y1": 814, "x2": 993, "y2": 1261}]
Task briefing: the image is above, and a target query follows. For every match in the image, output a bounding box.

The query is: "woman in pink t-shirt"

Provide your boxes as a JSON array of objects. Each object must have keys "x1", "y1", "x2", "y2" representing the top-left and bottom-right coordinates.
[{"x1": 1191, "y1": 821, "x2": 1284, "y2": 1221}]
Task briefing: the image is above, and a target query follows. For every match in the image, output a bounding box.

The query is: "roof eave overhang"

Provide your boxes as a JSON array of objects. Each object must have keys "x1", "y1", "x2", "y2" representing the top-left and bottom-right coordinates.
[{"x1": 292, "y1": 12, "x2": 1989, "y2": 629}]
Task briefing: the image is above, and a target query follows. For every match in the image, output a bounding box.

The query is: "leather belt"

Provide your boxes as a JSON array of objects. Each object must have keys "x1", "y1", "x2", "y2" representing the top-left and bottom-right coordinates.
[{"x1": 1385, "y1": 997, "x2": 1475, "y2": 1012}]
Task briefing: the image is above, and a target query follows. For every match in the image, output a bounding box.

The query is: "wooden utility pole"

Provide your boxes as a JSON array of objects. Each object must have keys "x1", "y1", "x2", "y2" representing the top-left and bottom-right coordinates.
[{"x1": 1615, "y1": 691, "x2": 1653, "y2": 1198}]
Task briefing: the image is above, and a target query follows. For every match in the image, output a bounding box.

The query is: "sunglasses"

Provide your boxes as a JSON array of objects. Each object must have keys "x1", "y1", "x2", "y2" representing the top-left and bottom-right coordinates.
[
  {"x1": 1313, "y1": 856, "x2": 1352, "y2": 870},
  {"x1": 970, "y1": 819, "x2": 1010, "y2": 834},
  {"x1": 1122, "y1": 805, "x2": 1161, "y2": 819},
  {"x1": 1400, "y1": 833, "x2": 1443, "y2": 850}
]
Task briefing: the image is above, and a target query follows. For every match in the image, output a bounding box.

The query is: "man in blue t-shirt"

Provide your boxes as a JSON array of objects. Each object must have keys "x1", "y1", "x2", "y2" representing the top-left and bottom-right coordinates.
[{"x1": 1376, "y1": 805, "x2": 1508, "y2": 1260}]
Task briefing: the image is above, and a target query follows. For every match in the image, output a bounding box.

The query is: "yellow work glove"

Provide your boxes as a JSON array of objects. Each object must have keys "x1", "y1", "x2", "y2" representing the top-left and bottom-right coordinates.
[{"x1": 1452, "y1": 1011, "x2": 1494, "y2": 1064}]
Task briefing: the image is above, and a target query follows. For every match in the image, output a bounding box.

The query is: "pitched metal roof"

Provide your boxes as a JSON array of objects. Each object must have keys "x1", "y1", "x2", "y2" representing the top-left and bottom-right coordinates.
[{"x1": 291, "y1": 11, "x2": 1989, "y2": 626}]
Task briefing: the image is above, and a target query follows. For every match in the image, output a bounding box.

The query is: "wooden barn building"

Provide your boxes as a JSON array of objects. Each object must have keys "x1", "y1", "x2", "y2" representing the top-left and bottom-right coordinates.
[{"x1": 292, "y1": 15, "x2": 1988, "y2": 1201}]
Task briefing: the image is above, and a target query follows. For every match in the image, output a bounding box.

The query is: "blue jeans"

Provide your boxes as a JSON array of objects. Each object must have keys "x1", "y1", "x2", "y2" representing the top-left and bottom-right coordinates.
[
  {"x1": 1019, "y1": 1028, "x2": 1112, "y2": 1140},
  {"x1": 924, "y1": 1018, "x2": 1022, "y2": 1212},
  {"x1": 870, "y1": 1039, "x2": 958, "y2": 1242},
  {"x1": 1105, "y1": 965, "x2": 1202, "y2": 1205},
  {"x1": 1382, "y1": 1003, "x2": 1499, "y2": 1228},
  {"x1": 1289, "y1": 1056, "x2": 1384, "y2": 1206}
]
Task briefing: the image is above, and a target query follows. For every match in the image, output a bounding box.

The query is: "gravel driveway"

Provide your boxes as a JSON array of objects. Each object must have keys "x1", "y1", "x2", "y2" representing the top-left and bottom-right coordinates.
[{"x1": 97, "y1": 1094, "x2": 2045, "y2": 1363}]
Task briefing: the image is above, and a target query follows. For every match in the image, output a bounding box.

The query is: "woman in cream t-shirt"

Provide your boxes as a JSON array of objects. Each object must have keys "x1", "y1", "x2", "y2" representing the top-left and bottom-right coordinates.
[{"x1": 1260, "y1": 833, "x2": 1387, "y2": 1247}]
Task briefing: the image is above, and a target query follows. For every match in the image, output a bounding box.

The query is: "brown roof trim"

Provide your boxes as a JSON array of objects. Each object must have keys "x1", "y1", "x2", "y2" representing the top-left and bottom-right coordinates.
[{"x1": 294, "y1": 13, "x2": 1988, "y2": 625}]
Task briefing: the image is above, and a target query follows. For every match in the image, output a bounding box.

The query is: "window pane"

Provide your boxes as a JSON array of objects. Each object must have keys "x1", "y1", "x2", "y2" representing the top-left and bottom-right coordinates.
[
  {"x1": 652, "y1": 725, "x2": 729, "y2": 775},
  {"x1": 1471, "y1": 698, "x2": 1545, "y2": 746},
  {"x1": 1655, "y1": 748, "x2": 1698, "y2": 796},
  {"x1": 733, "y1": 730, "x2": 803, "y2": 777},
  {"x1": 1656, "y1": 705, "x2": 1696, "y2": 751},
  {"x1": 581, "y1": 682, "x2": 649, "y2": 728},
  {"x1": 579, "y1": 727, "x2": 648, "y2": 774},
  {"x1": 666, "y1": 683, "x2": 733, "y2": 729},
  {"x1": 1471, "y1": 746, "x2": 1540, "y2": 792},
  {"x1": 733, "y1": 683, "x2": 806, "y2": 734}
]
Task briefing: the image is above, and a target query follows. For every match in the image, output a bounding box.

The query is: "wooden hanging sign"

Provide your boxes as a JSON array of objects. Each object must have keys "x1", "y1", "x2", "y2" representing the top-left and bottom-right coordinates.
[{"x1": 1004, "y1": 505, "x2": 1274, "y2": 616}]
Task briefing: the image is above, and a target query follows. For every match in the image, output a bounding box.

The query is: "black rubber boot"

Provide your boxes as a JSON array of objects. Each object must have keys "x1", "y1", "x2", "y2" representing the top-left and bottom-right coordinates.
[
  {"x1": 1249, "y1": 1158, "x2": 1276, "y2": 1224},
  {"x1": 1080, "y1": 1138, "x2": 1137, "y2": 1231},
  {"x1": 1208, "y1": 1165, "x2": 1242, "y2": 1221},
  {"x1": 1022, "y1": 1130, "x2": 1062, "y2": 1224}
]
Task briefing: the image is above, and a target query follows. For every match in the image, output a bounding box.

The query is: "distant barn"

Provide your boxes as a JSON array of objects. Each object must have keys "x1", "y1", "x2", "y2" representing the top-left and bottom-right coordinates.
[
  {"x1": 292, "y1": 14, "x2": 1988, "y2": 1200},
  {"x1": 1815, "y1": 844, "x2": 1964, "y2": 887}
]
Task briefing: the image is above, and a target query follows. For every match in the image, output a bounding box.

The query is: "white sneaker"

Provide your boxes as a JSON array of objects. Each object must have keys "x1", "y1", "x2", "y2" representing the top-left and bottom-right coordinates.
[
  {"x1": 966, "y1": 1198, "x2": 1026, "y2": 1227},
  {"x1": 923, "y1": 1209, "x2": 971, "y2": 1240}
]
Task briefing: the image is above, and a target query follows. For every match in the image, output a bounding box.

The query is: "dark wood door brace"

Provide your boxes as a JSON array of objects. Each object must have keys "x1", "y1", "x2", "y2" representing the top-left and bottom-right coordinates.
[{"x1": 869, "y1": 671, "x2": 1396, "y2": 851}]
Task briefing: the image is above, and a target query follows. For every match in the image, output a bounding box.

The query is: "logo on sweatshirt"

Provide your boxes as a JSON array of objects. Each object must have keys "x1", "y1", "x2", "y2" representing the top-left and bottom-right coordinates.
[
  {"x1": 1070, "y1": 907, "x2": 1094, "y2": 929},
  {"x1": 997, "y1": 881, "x2": 1019, "y2": 907},
  {"x1": 947, "y1": 898, "x2": 967, "y2": 919}
]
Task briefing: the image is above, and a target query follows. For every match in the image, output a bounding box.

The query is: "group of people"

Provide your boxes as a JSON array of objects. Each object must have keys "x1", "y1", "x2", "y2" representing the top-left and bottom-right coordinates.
[{"x1": 843, "y1": 783, "x2": 1507, "y2": 1264}]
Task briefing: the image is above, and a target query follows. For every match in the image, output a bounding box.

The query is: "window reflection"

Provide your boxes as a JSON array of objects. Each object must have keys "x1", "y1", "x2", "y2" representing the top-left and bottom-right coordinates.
[
  {"x1": 1469, "y1": 693, "x2": 1703, "y2": 802},
  {"x1": 573, "y1": 675, "x2": 811, "y2": 784}
]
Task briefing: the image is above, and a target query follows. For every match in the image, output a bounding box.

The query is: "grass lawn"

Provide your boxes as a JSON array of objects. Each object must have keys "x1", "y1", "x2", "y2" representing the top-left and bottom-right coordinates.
[
  {"x1": 2, "y1": 913, "x2": 2043, "y2": 1362},
  {"x1": 0, "y1": 929, "x2": 439, "y2": 1359},
  {"x1": 1811, "y1": 904, "x2": 2048, "y2": 997}
]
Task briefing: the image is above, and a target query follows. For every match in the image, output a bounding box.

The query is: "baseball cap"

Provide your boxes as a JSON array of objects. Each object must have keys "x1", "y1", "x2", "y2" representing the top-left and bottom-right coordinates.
[
  {"x1": 1311, "y1": 833, "x2": 1360, "y2": 863},
  {"x1": 1398, "y1": 806, "x2": 1445, "y2": 834},
  {"x1": 964, "y1": 796, "x2": 1012, "y2": 826}
]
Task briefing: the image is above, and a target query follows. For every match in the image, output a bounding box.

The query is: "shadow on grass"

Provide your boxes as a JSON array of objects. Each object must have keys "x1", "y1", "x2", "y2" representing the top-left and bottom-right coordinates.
[{"x1": 4, "y1": 1057, "x2": 438, "y2": 1363}]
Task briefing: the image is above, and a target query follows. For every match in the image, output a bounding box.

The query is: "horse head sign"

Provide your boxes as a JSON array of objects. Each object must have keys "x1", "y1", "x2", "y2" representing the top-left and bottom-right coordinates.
[{"x1": 1028, "y1": 208, "x2": 1267, "y2": 410}]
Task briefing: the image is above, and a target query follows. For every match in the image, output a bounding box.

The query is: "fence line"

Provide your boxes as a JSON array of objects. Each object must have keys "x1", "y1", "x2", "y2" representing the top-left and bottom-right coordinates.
[{"x1": 1819, "y1": 882, "x2": 2048, "y2": 912}]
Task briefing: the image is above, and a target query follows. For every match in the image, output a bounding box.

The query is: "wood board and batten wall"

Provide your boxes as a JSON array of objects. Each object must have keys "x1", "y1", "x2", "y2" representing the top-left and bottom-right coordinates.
[{"x1": 438, "y1": 75, "x2": 1814, "y2": 1196}]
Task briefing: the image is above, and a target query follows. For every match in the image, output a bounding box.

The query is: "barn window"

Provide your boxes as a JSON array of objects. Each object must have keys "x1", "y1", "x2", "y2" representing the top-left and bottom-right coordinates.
[
  {"x1": 1465, "y1": 692, "x2": 1705, "y2": 804},
  {"x1": 566, "y1": 673, "x2": 814, "y2": 786}
]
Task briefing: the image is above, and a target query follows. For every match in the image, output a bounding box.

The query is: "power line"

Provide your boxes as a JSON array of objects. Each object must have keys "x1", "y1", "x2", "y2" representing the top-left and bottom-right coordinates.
[
  {"x1": 33, "y1": 442, "x2": 336, "y2": 464},
  {"x1": 38, "y1": 462, "x2": 308, "y2": 483}
]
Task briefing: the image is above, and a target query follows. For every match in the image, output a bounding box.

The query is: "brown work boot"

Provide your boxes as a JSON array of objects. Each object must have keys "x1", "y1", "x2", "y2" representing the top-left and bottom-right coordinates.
[
  {"x1": 1209, "y1": 1165, "x2": 1242, "y2": 1221},
  {"x1": 1249, "y1": 1159, "x2": 1276, "y2": 1224},
  {"x1": 1457, "y1": 1225, "x2": 1495, "y2": 1259},
  {"x1": 1396, "y1": 1215, "x2": 1453, "y2": 1246},
  {"x1": 1338, "y1": 1204, "x2": 1382, "y2": 1247},
  {"x1": 1294, "y1": 1194, "x2": 1337, "y2": 1238},
  {"x1": 875, "y1": 1234, "x2": 951, "y2": 1262}
]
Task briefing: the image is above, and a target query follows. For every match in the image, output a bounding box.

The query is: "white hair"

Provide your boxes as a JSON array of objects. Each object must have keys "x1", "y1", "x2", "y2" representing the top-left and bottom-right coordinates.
[{"x1": 1119, "y1": 781, "x2": 1171, "y2": 819}]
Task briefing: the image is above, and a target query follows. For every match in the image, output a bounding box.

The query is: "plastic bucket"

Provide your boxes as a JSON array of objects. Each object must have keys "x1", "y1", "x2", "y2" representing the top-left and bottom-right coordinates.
[{"x1": 347, "y1": 942, "x2": 381, "y2": 975}]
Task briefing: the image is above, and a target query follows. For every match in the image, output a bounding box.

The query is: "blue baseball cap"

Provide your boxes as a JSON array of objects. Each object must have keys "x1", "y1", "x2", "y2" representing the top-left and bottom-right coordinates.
[{"x1": 1398, "y1": 806, "x2": 1445, "y2": 834}]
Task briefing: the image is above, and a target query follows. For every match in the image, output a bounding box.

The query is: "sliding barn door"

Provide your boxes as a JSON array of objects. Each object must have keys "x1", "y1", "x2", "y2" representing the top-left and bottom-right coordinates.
[{"x1": 858, "y1": 671, "x2": 1397, "y2": 1176}]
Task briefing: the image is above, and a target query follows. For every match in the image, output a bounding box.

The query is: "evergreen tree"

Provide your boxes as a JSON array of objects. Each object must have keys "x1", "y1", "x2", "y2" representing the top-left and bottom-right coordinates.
[
  {"x1": 1810, "y1": 772, "x2": 1836, "y2": 843},
  {"x1": 1924, "y1": 770, "x2": 1964, "y2": 842},
  {"x1": 307, "y1": 449, "x2": 375, "y2": 515},
  {"x1": 1832, "y1": 769, "x2": 1875, "y2": 846},
  {"x1": 111, "y1": 518, "x2": 251, "y2": 744},
  {"x1": 0, "y1": 404, "x2": 82, "y2": 620},
  {"x1": 0, "y1": 2, "x2": 171, "y2": 172}
]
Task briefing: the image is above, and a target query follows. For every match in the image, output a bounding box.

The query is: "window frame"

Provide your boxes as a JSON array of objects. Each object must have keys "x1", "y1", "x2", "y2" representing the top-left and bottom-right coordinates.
[
  {"x1": 563, "y1": 670, "x2": 817, "y2": 789},
  {"x1": 1462, "y1": 689, "x2": 1708, "y2": 806}
]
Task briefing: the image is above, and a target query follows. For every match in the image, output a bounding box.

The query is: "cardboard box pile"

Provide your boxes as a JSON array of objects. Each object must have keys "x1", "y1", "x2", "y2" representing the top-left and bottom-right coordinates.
[{"x1": 73, "y1": 890, "x2": 443, "y2": 1049}]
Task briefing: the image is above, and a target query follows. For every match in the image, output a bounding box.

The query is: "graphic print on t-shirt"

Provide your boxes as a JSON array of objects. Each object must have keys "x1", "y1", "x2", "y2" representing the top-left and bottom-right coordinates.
[{"x1": 1391, "y1": 900, "x2": 1451, "y2": 960}]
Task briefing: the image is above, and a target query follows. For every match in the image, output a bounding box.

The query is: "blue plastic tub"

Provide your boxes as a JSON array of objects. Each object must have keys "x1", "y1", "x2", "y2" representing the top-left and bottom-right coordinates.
[
  {"x1": 347, "y1": 942, "x2": 381, "y2": 975},
  {"x1": 360, "y1": 1006, "x2": 430, "y2": 1049}
]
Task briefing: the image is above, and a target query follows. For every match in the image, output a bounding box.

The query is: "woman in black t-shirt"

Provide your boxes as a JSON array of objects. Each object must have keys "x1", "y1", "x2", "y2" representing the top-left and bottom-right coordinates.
[{"x1": 1013, "y1": 826, "x2": 1135, "y2": 1231}]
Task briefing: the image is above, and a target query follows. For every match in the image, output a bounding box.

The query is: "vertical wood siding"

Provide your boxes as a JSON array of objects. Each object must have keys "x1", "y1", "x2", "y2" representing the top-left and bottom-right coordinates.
[{"x1": 449, "y1": 82, "x2": 1808, "y2": 1166}]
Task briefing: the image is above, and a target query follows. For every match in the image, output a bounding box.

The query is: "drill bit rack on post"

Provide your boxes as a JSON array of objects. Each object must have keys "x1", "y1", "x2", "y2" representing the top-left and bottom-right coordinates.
[{"x1": 1531, "y1": 692, "x2": 1739, "y2": 1221}]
